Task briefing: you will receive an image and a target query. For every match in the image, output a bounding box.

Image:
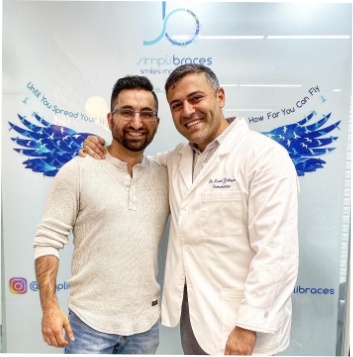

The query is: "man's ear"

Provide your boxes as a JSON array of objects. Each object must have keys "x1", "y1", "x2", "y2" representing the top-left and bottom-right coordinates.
[
  {"x1": 217, "y1": 87, "x2": 226, "y2": 108},
  {"x1": 107, "y1": 112, "x2": 114, "y2": 131}
]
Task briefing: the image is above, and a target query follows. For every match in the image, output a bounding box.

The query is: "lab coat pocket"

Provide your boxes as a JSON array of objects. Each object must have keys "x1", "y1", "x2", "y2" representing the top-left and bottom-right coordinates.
[
  {"x1": 201, "y1": 191, "x2": 243, "y2": 237},
  {"x1": 221, "y1": 288, "x2": 244, "y2": 341}
]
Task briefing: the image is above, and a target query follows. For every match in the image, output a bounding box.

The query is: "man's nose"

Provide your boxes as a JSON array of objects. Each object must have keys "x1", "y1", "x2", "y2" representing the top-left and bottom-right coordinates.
[
  {"x1": 182, "y1": 102, "x2": 195, "y2": 118},
  {"x1": 130, "y1": 113, "x2": 144, "y2": 129}
]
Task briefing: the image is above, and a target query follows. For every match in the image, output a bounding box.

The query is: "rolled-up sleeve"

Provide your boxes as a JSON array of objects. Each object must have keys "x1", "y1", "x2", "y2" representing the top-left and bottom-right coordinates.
[{"x1": 33, "y1": 159, "x2": 80, "y2": 260}]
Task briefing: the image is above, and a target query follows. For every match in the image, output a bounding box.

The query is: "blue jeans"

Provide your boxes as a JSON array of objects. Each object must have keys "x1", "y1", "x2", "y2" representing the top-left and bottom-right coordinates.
[{"x1": 64, "y1": 309, "x2": 159, "y2": 354}]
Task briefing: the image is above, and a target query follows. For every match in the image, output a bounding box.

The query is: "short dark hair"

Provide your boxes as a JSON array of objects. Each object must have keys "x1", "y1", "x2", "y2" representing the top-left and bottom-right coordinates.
[
  {"x1": 111, "y1": 75, "x2": 158, "y2": 112},
  {"x1": 164, "y1": 64, "x2": 220, "y2": 94}
]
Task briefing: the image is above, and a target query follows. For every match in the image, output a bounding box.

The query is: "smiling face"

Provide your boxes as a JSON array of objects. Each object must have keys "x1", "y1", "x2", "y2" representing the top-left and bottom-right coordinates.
[
  {"x1": 166, "y1": 72, "x2": 228, "y2": 152},
  {"x1": 108, "y1": 89, "x2": 159, "y2": 153}
]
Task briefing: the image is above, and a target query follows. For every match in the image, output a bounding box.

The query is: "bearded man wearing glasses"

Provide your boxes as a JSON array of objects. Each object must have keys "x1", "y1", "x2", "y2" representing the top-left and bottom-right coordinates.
[{"x1": 33, "y1": 76, "x2": 169, "y2": 354}]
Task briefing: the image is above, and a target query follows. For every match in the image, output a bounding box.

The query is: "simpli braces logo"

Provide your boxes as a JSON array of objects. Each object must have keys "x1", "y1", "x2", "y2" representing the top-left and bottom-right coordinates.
[
  {"x1": 293, "y1": 285, "x2": 335, "y2": 295},
  {"x1": 143, "y1": 1, "x2": 200, "y2": 47},
  {"x1": 136, "y1": 54, "x2": 213, "y2": 76}
]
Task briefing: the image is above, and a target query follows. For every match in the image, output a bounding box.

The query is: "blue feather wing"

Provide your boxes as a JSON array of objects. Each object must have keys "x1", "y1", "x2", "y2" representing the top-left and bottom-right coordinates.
[
  {"x1": 9, "y1": 113, "x2": 96, "y2": 176},
  {"x1": 262, "y1": 112, "x2": 340, "y2": 176}
]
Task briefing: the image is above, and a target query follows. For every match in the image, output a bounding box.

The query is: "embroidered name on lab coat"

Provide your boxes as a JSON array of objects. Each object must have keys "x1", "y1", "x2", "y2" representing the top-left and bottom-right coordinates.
[{"x1": 209, "y1": 178, "x2": 236, "y2": 189}]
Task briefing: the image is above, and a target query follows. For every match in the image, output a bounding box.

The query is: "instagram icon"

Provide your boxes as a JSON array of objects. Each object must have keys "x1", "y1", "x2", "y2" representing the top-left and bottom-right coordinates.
[{"x1": 9, "y1": 277, "x2": 27, "y2": 294}]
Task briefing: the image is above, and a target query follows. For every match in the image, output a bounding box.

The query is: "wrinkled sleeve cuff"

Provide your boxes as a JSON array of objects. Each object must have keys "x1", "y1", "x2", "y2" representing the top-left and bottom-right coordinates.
[
  {"x1": 34, "y1": 246, "x2": 60, "y2": 260},
  {"x1": 236, "y1": 305, "x2": 280, "y2": 334}
]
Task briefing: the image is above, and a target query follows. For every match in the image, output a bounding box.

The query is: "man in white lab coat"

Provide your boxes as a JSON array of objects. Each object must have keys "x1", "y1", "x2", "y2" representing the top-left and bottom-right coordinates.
[{"x1": 83, "y1": 64, "x2": 299, "y2": 355}]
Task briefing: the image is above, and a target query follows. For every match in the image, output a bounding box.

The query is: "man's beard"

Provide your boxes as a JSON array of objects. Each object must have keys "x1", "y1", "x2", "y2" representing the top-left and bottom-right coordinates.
[
  {"x1": 112, "y1": 127, "x2": 157, "y2": 152},
  {"x1": 118, "y1": 135, "x2": 151, "y2": 152}
]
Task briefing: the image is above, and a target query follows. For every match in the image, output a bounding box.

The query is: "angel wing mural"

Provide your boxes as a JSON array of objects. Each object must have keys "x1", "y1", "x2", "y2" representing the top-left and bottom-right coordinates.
[
  {"x1": 261, "y1": 111, "x2": 340, "y2": 176},
  {"x1": 8, "y1": 112, "x2": 96, "y2": 176},
  {"x1": 9, "y1": 111, "x2": 340, "y2": 177}
]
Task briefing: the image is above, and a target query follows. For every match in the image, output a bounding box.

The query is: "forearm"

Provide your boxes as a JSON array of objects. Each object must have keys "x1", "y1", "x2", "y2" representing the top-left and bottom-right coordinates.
[
  {"x1": 35, "y1": 255, "x2": 60, "y2": 311},
  {"x1": 35, "y1": 255, "x2": 74, "y2": 347}
]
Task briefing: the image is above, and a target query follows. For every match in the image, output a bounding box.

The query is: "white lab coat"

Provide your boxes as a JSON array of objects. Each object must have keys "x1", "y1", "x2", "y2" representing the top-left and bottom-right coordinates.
[{"x1": 159, "y1": 118, "x2": 299, "y2": 355}]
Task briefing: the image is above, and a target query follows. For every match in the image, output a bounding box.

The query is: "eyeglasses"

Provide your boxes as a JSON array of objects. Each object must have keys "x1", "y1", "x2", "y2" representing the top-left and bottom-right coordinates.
[{"x1": 112, "y1": 108, "x2": 157, "y2": 122}]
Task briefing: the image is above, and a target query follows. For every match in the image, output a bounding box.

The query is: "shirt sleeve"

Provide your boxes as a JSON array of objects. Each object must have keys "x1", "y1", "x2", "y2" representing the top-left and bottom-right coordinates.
[
  {"x1": 235, "y1": 141, "x2": 300, "y2": 333},
  {"x1": 33, "y1": 159, "x2": 80, "y2": 260},
  {"x1": 153, "y1": 149, "x2": 177, "y2": 167}
]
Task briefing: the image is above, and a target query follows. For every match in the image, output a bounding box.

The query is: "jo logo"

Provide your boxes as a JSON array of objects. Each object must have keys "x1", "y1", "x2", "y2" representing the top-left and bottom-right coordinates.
[
  {"x1": 144, "y1": 1, "x2": 200, "y2": 47},
  {"x1": 9, "y1": 277, "x2": 28, "y2": 294}
]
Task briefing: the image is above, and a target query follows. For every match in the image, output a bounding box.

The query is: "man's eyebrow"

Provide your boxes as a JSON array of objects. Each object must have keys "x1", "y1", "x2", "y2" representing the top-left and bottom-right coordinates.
[
  {"x1": 169, "y1": 99, "x2": 181, "y2": 106},
  {"x1": 169, "y1": 91, "x2": 206, "y2": 106},
  {"x1": 186, "y1": 90, "x2": 206, "y2": 98},
  {"x1": 116, "y1": 104, "x2": 155, "y2": 111}
]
